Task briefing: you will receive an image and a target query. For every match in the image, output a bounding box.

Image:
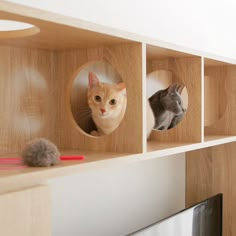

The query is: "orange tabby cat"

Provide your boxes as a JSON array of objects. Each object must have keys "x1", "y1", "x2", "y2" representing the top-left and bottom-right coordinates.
[{"x1": 88, "y1": 72, "x2": 127, "y2": 136}]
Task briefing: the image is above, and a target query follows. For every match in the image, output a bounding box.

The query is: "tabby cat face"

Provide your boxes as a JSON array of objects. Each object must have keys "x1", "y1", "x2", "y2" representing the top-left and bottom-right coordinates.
[{"x1": 88, "y1": 72, "x2": 126, "y2": 119}]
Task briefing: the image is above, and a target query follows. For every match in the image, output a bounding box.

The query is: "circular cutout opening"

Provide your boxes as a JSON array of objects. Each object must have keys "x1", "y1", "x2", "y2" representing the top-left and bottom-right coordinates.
[
  {"x1": 147, "y1": 70, "x2": 188, "y2": 131},
  {"x1": 70, "y1": 61, "x2": 127, "y2": 137},
  {"x1": 0, "y1": 20, "x2": 40, "y2": 38}
]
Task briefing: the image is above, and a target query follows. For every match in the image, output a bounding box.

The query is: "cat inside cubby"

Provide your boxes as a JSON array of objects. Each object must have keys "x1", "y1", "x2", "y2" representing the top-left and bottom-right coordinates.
[
  {"x1": 146, "y1": 70, "x2": 188, "y2": 138},
  {"x1": 70, "y1": 61, "x2": 126, "y2": 137}
]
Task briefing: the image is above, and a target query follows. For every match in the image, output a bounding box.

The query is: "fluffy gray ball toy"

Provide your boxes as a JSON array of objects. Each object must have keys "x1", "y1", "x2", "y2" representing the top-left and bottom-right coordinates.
[{"x1": 22, "y1": 138, "x2": 60, "y2": 167}]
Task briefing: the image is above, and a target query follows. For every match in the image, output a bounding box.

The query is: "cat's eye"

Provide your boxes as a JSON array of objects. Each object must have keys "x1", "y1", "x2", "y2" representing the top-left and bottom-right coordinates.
[
  {"x1": 95, "y1": 95, "x2": 101, "y2": 102},
  {"x1": 109, "y1": 99, "x2": 116, "y2": 105}
]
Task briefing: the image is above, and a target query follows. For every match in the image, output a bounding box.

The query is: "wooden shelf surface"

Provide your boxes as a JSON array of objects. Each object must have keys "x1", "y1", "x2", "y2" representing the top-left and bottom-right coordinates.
[
  {"x1": 147, "y1": 135, "x2": 236, "y2": 157},
  {"x1": 0, "y1": 135, "x2": 235, "y2": 194},
  {"x1": 0, "y1": 150, "x2": 137, "y2": 194}
]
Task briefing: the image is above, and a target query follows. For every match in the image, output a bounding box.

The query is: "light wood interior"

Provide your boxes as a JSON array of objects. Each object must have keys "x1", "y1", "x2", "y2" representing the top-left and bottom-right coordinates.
[
  {"x1": 186, "y1": 143, "x2": 236, "y2": 236},
  {"x1": 0, "y1": 185, "x2": 51, "y2": 236},
  {"x1": 204, "y1": 58, "x2": 232, "y2": 66},
  {"x1": 204, "y1": 61, "x2": 236, "y2": 139},
  {"x1": 146, "y1": 44, "x2": 194, "y2": 60}
]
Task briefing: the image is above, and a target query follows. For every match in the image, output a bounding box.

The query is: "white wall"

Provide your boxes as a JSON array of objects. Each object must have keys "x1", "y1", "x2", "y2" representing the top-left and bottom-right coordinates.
[
  {"x1": 49, "y1": 154, "x2": 185, "y2": 236},
  {"x1": 7, "y1": 0, "x2": 236, "y2": 59}
]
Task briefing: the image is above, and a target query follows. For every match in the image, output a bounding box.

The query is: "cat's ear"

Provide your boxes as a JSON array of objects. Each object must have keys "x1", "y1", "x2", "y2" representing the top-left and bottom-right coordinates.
[
  {"x1": 117, "y1": 82, "x2": 126, "y2": 96},
  {"x1": 167, "y1": 83, "x2": 179, "y2": 94},
  {"x1": 177, "y1": 84, "x2": 185, "y2": 94},
  {"x1": 88, "y1": 72, "x2": 100, "y2": 89},
  {"x1": 117, "y1": 82, "x2": 126, "y2": 91}
]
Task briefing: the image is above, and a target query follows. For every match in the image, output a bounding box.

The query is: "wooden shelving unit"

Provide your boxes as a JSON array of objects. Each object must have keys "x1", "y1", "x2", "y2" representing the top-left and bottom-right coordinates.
[{"x1": 0, "y1": 1, "x2": 236, "y2": 235}]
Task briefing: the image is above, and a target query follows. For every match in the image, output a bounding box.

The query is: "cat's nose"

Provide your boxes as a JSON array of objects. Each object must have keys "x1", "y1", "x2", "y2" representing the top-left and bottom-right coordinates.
[{"x1": 100, "y1": 108, "x2": 106, "y2": 114}]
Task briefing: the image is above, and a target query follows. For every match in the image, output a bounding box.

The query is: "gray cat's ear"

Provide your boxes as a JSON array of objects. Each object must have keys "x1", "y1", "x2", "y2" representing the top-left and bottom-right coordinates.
[
  {"x1": 88, "y1": 72, "x2": 100, "y2": 88},
  {"x1": 177, "y1": 84, "x2": 185, "y2": 94},
  {"x1": 167, "y1": 83, "x2": 179, "y2": 94}
]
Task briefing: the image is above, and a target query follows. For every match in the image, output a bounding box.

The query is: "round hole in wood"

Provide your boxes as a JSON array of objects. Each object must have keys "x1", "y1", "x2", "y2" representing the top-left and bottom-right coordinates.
[
  {"x1": 70, "y1": 61, "x2": 127, "y2": 137},
  {"x1": 147, "y1": 70, "x2": 188, "y2": 132},
  {"x1": 0, "y1": 20, "x2": 40, "y2": 38}
]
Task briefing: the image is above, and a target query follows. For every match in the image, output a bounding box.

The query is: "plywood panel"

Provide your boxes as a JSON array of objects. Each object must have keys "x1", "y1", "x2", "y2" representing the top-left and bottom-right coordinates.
[
  {"x1": 186, "y1": 142, "x2": 236, "y2": 236},
  {"x1": 204, "y1": 58, "x2": 231, "y2": 66},
  {"x1": 0, "y1": 185, "x2": 51, "y2": 236},
  {"x1": 0, "y1": 46, "x2": 57, "y2": 155},
  {"x1": 148, "y1": 57, "x2": 202, "y2": 143},
  {"x1": 146, "y1": 44, "x2": 192, "y2": 60},
  {"x1": 55, "y1": 43, "x2": 143, "y2": 153},
  {"x1": 205, "y1": 65, "x2": 236, "y2": 136}
]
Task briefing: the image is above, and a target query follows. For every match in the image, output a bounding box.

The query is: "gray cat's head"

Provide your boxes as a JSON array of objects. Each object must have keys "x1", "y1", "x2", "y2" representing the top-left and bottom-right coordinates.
[
  {"x1": 160, "y1": 83, "x2": 185, "y2": 114},
  {"x1": 149, "y1": 83, "x2": 185, "y2": 115}
]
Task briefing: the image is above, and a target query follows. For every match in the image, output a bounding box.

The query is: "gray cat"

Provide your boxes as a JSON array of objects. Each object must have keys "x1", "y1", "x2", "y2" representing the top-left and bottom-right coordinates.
[{"x1": 148, "y1": 83, "x2": 186, "y2": 130}]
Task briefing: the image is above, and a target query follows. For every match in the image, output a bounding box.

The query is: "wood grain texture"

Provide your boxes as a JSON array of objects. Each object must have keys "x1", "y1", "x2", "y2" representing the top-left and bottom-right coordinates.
[
  {"x1": 0, "y1": 185, "x2": 51, "y2": 236},
  {"x1": 186, "y1": 142, "x2": 236, "y2": 236},
  {"x1": 56, "y1": 43, "x2": 144, "y2": 153},
  {"x1": 204, "y1": 58, "x2": 231, "y2": 66},
  {"x1": 147, "y1": 57, "x2": 202, "y2": 144},
  {"x1": 146, "y1": 44, "x2": 192, "y2": 60},
  {"x1": 0, "y1": 46, "x2": 57, "y2": 154},
  {"x1": 204, "y1": 65, "x2": 236, "y2": 136}
]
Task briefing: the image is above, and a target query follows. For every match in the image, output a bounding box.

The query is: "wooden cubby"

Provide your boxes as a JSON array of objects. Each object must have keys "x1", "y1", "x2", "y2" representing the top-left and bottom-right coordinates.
[
  {"x1": 204, "y1": 58, "x2": 236, "y2": 142},
  {"x1": 0, "y1": 2, "x2": 236, "y2": 235},
  {"x1": 146, "y1": 44, "x2": 202, "y2": 152},
  {"x1": 0, "y1": 6, "x2": 144, "y2": 157}
]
